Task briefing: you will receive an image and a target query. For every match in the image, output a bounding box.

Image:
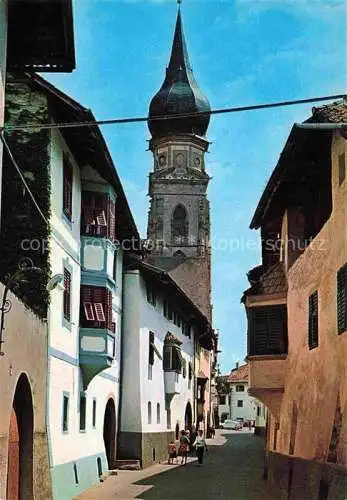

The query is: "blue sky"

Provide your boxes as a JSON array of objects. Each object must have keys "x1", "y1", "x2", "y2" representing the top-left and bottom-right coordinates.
[{"x1": 46, "y1": 0, "x2": 346, "y2": 373}]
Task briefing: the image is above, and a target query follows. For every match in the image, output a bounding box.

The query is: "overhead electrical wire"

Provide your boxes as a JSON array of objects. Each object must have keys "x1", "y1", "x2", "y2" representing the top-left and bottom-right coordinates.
[
  {"x1": 1, "y1": 93, "x2": 346, "y2": 132},
  {"x1": 0, "y1": 131, "x2": 82, "y2": 267},
  {"x1": 0, "y1": 92, "x2": 346, "y2": 266}
]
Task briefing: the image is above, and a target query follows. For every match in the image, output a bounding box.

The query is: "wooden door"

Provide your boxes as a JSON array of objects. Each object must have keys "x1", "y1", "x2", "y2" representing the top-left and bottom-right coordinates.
[{"x1": 7, "y1": 408, "x2": 19, "y2": 500}]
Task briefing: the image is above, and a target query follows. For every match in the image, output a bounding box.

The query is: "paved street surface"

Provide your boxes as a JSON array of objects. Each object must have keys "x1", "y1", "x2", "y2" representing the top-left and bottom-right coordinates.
[{"x1": 76, "y1": 430, "x2": 279, "y2": 500}]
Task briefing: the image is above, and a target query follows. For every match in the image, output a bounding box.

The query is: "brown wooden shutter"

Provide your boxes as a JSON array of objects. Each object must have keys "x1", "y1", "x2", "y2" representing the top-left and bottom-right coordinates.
[
  {"x1": 308, "y1": 291, "x2": 319, "y2": 348},
  {"x1": 63, "y1": 269, "x2": 71, "y2": 321},
  {"x1": 63, "y1": 156, "x2": 73, "y2": 220},
  {"x1": 337, "y1": 264, "x2": 347, "y2": 334},
  {"x1": 108, "y1": 199, "x2": 116, "y2": 241},
  {"x1": 249, "y1": 305, "x2": 287, "y2": 355}
]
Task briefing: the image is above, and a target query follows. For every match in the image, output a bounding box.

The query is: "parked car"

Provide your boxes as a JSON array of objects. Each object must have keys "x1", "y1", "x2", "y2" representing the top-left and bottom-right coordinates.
[{"x1": 219, "y1": 419, "x2": 242, "y2": 430}]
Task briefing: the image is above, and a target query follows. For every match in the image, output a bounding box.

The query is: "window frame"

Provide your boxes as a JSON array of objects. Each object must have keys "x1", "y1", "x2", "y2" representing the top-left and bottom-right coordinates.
[
  {"x1": 80, "y1": 285, "x2": 114, "y2": 332},
  {"x1": 337, "y1": 264, "x2": 347, "y2": 334},
  {"x1": 62, "y1": 392, "x2": 70, "y2": 433},
  {"x1": 63, "y1": 266, "x2": 72, "y2": 329},
  {"x1": 236, "y1": 384, "x2": 245, "y2": 392},
  {"x1": 338, "y1": 152, "x2": 346, "y2": 186},
  {"x1": 308, "y1": 290, "x2": 319, "y2": 349},
  {"x1": 63, "y1": 154, "x2": 73, "y2": 222},
  {"x1": 237, "y1": 400, "x2": 243, "y2": 408},
  {"x1": 79, "y1": 393, "x2": 87, "y2": 432},
  {"x1": 92, "y1": 398, "x2": 97, "y2": 429}
]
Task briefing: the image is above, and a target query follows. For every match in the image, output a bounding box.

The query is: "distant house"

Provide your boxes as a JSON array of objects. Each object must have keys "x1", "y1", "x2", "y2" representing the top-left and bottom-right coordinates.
[{"x1": 216, "y1": 364, "x2": 266, "y2": 434}]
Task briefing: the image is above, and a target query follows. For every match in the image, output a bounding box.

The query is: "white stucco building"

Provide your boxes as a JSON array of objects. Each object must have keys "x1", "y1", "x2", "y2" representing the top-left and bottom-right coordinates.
[
  {"x1": 119, "y1": 258, "x2": 214, "y2": 467},
  {"x1": 4, "y1": 73, "x2": 139, "y2": 499},
  {"x1": 218, "y1": 364, "x2": 266, "y2": 434}
]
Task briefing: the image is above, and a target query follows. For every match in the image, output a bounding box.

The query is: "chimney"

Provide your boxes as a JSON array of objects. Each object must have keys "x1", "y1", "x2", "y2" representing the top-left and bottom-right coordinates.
[{"x1": 235, "y1": 362, "x2": 239, "y2": 370}]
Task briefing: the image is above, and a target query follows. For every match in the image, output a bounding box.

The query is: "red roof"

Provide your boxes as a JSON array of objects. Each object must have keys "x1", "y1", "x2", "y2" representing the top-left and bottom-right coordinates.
[{"x1": 228, "y1": 364, "x2": 248, "y2": 383}]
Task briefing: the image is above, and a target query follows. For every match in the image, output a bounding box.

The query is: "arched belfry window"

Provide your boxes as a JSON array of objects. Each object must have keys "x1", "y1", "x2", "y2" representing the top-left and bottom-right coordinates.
[{"x1": 172, "y1": 204, "x2": 188, "y2": 243}]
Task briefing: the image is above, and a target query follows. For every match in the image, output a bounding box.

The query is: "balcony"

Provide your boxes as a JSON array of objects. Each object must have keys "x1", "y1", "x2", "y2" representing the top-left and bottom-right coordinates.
[
  {"x1": 247, "y1": 304, "x2": 288, "y2": 418},
  {"x1": 164, "y1": 371, "x2": 180, "y2": 396},
  {"x1": 79, "y1": 328, "x2": 115, "y2": 389}
]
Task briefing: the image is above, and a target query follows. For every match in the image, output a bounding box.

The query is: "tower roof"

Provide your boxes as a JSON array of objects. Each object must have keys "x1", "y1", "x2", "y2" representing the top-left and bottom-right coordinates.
[{"x1": 148, "y1": 6, "x2": 211, "y2": 139}]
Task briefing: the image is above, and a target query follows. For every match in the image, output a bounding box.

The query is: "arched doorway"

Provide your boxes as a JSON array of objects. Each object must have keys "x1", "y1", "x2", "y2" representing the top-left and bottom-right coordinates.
[
  {"x1": 184, "y1": 402, "x2": 193, "y2": 430},
  {"x1": 103, "y1": 399, "x2": 116, "y2": 470},
  {"x1": 7, "y1": 373, "x2": 34, "y2": 500}
]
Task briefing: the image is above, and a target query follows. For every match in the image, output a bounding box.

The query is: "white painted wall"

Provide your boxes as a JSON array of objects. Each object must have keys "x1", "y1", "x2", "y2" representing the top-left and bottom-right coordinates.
[
  {"x1": 47, "y1": 128, "x2": 121, "y2": 469},
  {"x1": 217, "y1": 382, "x2": 266, "y2": 425},
  {"x1": 119, "y1": 270, "x2": 142, "y2": 432},
  {"x1": 121, "y1": 270, "x2": 195, "y2": 436}
]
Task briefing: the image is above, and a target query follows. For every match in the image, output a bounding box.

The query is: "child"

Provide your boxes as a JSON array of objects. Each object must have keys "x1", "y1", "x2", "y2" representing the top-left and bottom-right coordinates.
[{"x1": 167, "y1": 441, "x2": 177, "y2": 464}]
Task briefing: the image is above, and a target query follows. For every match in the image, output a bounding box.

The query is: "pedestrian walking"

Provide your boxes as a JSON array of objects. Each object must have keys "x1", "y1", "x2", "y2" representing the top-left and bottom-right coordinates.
[
  {"x1": 179, "y1": 430, "x2": 190, "y2": 465},
  {"x1": 190, "y1": 426, "x2": 197, "y2": 455},
  {"x1": 167, "y1": 440, "x2": 177, "y2": 464},
  {"x1": 193, "y1": 429, "x2": 208, "y2": 465}
]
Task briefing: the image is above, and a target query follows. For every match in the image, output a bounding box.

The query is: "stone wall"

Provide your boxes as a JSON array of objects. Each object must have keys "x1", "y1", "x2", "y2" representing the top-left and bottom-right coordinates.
[
  {"x1": 118, "y1": 431, "x2": 175, "y2": 468},
  {"x1": 267, "y1": 451, "x2": 347, "y2": 500},
  {"x1": 0, "y1": 285, "x2": 51, "y2": 499}
]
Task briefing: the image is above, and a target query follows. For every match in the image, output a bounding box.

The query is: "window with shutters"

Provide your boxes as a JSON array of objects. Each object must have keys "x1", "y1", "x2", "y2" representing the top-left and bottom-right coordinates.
[
  {"x1": 248, "y1": 305, "x2": 288, "y2": 356},
  {"x1": 81, "y1": 192, "x2": 116, "y2": 240},
  {"x1": 308, "y1": 291, "x2": 319, "y2": 349},
  {"x1": 337, "y1": 264, "x2": 347, "y2": 334},
  {"x1": 63, "y1": 268, "x2": 71, "y2": 323},
  {"x1": 148, "y1": 402, "x2": 152, "y2": 424},
  {"x1": 80, "y1": 285, "x2": 113, "y2": 331},
  {"x1": 339, "y1": 153, "x2": 345, "y2": 186},
  {"x1": 163, "y1": 344, "x2": 182, "y2": 372},
  {"x1": 63, "y1": 155, "x2": 73, "y2": 221}
]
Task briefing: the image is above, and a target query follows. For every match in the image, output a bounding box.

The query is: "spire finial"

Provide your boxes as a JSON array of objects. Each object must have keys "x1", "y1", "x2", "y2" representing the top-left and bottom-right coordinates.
[{"x1": 177, "y1": 0, "x2": 182, "y2": 5}]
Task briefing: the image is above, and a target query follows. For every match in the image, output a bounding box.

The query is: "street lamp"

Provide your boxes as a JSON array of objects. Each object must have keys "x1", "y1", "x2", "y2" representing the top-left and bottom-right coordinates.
[{"x1": 0, "y1": 258, "x2": 43, "y2": 356}]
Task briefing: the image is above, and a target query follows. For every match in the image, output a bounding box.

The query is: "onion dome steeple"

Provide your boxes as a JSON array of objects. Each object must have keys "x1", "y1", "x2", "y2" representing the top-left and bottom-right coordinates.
[{"x1": 148, "y1": 6, "x2": 211, "y2": 139}]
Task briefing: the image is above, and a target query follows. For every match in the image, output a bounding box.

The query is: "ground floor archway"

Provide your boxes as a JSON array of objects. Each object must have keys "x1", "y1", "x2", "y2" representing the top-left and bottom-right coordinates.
[
  {"x1": 7, "y1": 373, "x2": 34, "y2": 500},
  {"x1": 184, "y1": 402, "x2": 193, "y2": 430},
  {"x1": 103, "y1": 399, "x2": 116, "y2": 470}
]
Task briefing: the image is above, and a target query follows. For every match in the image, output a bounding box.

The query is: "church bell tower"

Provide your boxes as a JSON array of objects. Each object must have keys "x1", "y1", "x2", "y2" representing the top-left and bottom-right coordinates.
[{"x1": 146, "y1": 5, "x2": 212, "y2": 320}]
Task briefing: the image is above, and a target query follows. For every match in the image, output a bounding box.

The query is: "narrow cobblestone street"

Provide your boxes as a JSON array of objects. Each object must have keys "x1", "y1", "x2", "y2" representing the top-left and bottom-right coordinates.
[{"x1": 76, "y1": 430, "x2": 279, "y2": 500}]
